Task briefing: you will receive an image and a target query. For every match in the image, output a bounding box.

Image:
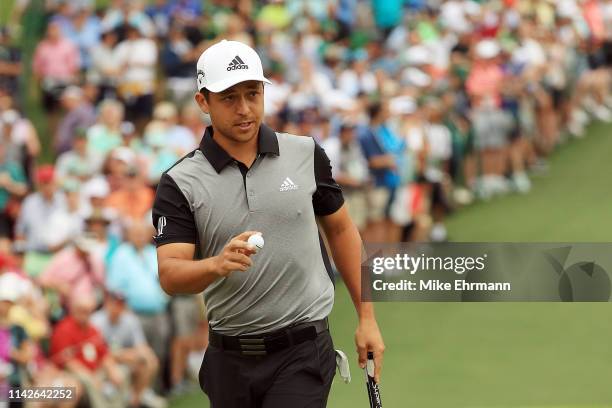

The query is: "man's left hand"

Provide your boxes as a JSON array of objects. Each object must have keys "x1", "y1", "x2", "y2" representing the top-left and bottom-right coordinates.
[{"x1": 355, "y1": 317, "x2": 385, "y2": 383}]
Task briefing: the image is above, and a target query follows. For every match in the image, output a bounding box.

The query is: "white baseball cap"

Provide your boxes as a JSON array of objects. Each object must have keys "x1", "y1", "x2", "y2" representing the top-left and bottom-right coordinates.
[{"x1": 196, "y1": 39, "x2": 271, "y2": 93}]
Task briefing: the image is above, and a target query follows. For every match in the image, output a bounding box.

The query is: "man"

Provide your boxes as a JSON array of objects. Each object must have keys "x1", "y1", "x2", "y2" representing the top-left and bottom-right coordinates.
[
  {"x1": 91, "y1": 289, "x2": 166, "y2": 408},
  {"x1": 50, "y1": 295, "x2": 128, "y2": 408},
  {"x1": 106, "y1": 220, "x2": 169, "y2": 365},
  {"x1": 0, "y1": 141, "x2": 27, "y2": 241},
  {"x1": 152, "y1": 39, "x2": 384, "y2": 407},
  {"x1": 54, "y1": 86, "x2": 96, "y2": 156},
  {"x1": 15, "y1": 166, "x2": 67, "y2": 254},
  {"x1": 39, "y1": 234, "x2": 105, "y2": 310}
]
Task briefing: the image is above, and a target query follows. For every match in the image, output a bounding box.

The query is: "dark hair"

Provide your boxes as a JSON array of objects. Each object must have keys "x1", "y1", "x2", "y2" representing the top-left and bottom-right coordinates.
[
  {"x1": 367, "y1": 101, "x2": 383, "y2": 120},
  {"x1": 200, "y1": 88, "x2": 210, "y2": 101}
]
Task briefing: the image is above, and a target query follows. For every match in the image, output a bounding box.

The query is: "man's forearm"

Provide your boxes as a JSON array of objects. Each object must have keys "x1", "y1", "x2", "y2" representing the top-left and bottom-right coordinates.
[
  {"x1": 325, "y1": 222, "x2": 375, "y2": 320},
  {"x1": 159, "y1": 256, "x2": 221, "y2": 295}
]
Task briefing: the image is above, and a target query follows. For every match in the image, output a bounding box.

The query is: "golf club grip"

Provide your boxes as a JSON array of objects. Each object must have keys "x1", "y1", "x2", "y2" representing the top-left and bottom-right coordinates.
[{"x1": 365, "y1": 352, "x2": 382, "y2": 408}]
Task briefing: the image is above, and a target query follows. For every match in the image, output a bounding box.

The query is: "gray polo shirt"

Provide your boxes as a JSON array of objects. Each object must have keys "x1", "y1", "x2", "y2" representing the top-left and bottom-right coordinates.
[{"x1": 152, "y1": 124, "x2": 344, "y2": 335}]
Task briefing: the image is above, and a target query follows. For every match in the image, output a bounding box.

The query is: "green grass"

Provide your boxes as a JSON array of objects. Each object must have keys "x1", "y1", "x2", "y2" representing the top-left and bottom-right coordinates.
[
  {"x1": 445, "y1": 122, "x2": 612, "y2": 241},
  {"x1": 171, "y1": 123, "x2": 612, "y2": 407}
]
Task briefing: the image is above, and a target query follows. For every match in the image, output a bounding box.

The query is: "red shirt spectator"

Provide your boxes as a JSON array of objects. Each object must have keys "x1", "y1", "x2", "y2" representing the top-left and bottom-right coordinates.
[{"x1": 50, "y1": 315, "x2": 108, "y2": 372}]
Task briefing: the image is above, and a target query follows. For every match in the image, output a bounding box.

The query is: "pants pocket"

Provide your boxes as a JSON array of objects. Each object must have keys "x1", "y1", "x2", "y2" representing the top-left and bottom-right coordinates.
[{"x1": 314, "y1": 331, "x2": 337, "y2": 386}]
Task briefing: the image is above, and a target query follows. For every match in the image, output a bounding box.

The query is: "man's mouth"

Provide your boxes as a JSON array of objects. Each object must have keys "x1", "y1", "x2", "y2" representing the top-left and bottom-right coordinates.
[{"x1": 236, "y1": 121, "x2": 254, "y2": 130}]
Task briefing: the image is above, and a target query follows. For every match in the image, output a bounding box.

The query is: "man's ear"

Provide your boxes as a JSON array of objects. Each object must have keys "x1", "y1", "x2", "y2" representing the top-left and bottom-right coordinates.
[{"x1": 194, "y1": 92, "x2": 210, "y2": 114}]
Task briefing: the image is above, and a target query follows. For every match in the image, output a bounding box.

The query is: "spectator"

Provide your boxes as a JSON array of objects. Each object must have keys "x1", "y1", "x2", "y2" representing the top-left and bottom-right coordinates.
[
  {"x1": 91, "y1": 289, "x2": 166, "y2": 408},
  {"x1": 87, "y1": 99, "x2": 124, "y2": 159},
  {"x1": 105, "y1": 164, "x2": 154, "y2": 221},
  {"x1": 50, "y1": 295, "x2": 128, "y2": 408},
  {"x1": 0, "y1": 274, "x2": 32, "y2": 396},
  {"x1": 55, "y1": 86, "x2": 97, "y2": 156},
  {"x1": 39, "y1": 235, "x2": 105, "y2": 314},
  {"x1": 146, "y1": 101, "x2": 197, "y2": 156},
  {"x1": 106, "y1": 220, "x2": 169, "y2": 368},
  {"x1": 57, "y1": 5, "x2": 101, "y2": 71},
  {"x1": 324, "y1": 123, "x2": 370, "y2": 232},
  {"x1": 359, "y1": 100, "x2": 403, "y2": 241},
  {"x1": 15, "y1": 166, "x2": 67, "y2": 257},
  {"x1": 56, "y1": 127, "x2": 102, "y2": 182},
  {"x1": 114, "y1": 22, "x2": 157, "y2": 128},
  {"x1": 161, "y1": 24, "x2": 201, "y2": 103},
  {"x1": 0, "y1": 142, "x2": 27, "y2": 242},
  {"x1": 88, "y1": 27, "x2": 120, "y2": 101},
  {"x1": 180, "y1": 103, "x2": 206, "y2": 141},
  {"x1": 32, "y1": 21, "x2": 80, "y2": 113},
  {"x1": 0, "y1": 28, "x2": 21, "y2": 97},
  {"x1": 1, "y1": 109, "x2": 40, "y2": 184}
]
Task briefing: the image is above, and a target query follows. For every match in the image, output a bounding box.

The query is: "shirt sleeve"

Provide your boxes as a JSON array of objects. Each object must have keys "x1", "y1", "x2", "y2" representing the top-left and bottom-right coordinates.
[
  {"x1": 312, "y1": 141, "x2": 344, "y2": 216},
  {"x1": 152, "y1": 173, "x2": 197, "y2": 246}
]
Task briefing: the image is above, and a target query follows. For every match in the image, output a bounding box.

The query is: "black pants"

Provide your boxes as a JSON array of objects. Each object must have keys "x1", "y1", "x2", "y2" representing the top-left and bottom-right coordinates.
[{"x1": 199, "y1": 330, "x2": 336, "y2": 407}]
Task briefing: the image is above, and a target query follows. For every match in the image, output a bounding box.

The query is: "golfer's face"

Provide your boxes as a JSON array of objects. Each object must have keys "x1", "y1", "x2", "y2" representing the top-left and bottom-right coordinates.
[{"x1": 204, "y1": 81, "x2": 264, "y2": 143}]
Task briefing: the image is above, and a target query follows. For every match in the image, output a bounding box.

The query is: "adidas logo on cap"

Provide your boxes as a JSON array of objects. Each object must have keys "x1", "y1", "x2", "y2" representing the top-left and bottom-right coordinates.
[
  {"x1": 227, "y1": 55, "x2": 248, "y2": 71},
  {"x1": 279, "y1": 177, "x2": 298, "y2": 192}
]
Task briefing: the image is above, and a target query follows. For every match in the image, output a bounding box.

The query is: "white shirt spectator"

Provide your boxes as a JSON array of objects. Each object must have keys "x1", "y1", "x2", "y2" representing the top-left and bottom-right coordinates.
[{"x1": 114, "y1": 37, "x2": 157, "y2": 94}]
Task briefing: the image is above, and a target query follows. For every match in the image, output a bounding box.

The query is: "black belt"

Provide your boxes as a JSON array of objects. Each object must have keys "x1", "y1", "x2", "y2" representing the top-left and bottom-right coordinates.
[{"x1": 209, "y1": 319, "x2": 328, "y2": 356}]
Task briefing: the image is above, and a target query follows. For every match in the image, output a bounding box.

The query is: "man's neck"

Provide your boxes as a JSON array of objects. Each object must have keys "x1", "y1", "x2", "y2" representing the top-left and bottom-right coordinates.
[{"x1": 212, "y1": 126, "x2": 258, "y2": 167}]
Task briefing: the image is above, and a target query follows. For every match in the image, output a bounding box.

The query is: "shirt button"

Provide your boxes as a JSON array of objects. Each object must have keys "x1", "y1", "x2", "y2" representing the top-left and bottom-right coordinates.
[
  {"x1": 247, "y1": 173, "x2": 251, "y2": 178},
  {"x1": 248, "y1": 191, "x2": 254, "y2": 196}
]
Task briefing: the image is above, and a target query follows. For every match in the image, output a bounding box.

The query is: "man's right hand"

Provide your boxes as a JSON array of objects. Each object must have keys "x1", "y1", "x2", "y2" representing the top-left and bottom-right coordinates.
[{"x1": 212, "y1": 231, "x2": 260, "y2": 277}]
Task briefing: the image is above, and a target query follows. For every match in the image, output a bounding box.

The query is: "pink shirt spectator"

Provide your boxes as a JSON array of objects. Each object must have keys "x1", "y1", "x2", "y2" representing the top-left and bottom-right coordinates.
[
  {"x1": 466, "y1": 62, "x2": 504, "y2": 106},
  {"x1": 39, "y1": 247, "x2": 105, "y2": 303},
  {"x1": 32, "y1": 38, "x2": 80, "y2": 81},
  {"x1": 583, "y1": 0, "x2": 605, "y2": 41}
]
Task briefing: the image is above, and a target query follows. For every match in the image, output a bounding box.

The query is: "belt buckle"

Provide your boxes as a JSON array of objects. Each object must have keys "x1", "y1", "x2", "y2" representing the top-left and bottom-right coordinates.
[{"x1": 239, "y1": 337, "x2": 267, "y2": 356}]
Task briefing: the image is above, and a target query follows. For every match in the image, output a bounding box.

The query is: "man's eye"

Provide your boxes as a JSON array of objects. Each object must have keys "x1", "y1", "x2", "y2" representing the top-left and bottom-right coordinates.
[
  {"x1": 250, "y1": 91, "x2": 259, "y2": 97},
  {"x1": 224, "y1": 95, "x2": 234, "y2": 101}
]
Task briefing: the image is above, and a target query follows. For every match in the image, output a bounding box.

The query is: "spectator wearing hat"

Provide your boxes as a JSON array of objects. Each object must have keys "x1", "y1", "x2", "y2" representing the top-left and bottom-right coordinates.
[
  {"x1": 0, "y1": 141, "x2": 27, "y2": 242},
  {"x1": 55, "y1": 86, "x2": 97, "y2": 155},
  {"x1": 56, "y1": 127, "x2": 103, "y2": 182},
  {"x1": 106, "y1": 163, "x2": 154, "y2": 221},
  {"x1": 0, "y1": 274, "x2": 32, "y2": 399},
  {"x1": 106, "y1": 220, "x2": 169, "y2": 370},
  {"x1": 15, "y1": 166, "x2": 67, "y2": 256},
  {"x1": 50, "y1": 295, "x2": 128, "y2": 408},
  {"x1": 91, "y1": 289, "x2": 166, "y2": 408},
  {"x1": 82, "y1": 207, "x2": 120, "y2": 265}
]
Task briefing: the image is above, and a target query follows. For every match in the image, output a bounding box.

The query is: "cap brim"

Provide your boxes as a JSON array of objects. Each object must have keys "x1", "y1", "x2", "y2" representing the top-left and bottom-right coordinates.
[{"x1": 203, "y1": 75, "x2": 272, "y2": 93}]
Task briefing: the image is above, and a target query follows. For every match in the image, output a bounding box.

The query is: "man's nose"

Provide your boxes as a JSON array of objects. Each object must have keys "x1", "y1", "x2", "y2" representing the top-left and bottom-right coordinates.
[{"x1": 236, "y1": 95, "x2": 250, "y2": 115}]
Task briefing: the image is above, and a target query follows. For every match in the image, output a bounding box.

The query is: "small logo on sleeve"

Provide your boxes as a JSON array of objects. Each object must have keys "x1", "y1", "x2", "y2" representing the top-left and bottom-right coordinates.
[{"x1": 157, "y1": 216, "x2": 167, "y2": 236}]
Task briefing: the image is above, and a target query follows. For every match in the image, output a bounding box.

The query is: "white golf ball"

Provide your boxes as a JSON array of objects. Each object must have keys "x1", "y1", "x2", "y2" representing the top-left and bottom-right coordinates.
[{"x1": 247, "y1": 233, "x2": 264, "y2": 250}]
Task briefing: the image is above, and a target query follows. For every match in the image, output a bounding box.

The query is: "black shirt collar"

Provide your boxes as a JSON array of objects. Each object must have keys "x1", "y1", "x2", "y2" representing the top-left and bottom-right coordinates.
[{"x1": 199, "y1": 124, "x2": 279, "y2": 173}]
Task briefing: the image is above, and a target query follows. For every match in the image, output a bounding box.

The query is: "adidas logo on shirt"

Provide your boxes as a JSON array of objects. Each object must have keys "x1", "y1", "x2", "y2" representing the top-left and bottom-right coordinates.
[
  {"x1": 279, "y1": 177, "x2": 298, "y2": 192},
  {"x1": 227, "y1": 55, "x2": 248, "y2": 71}
]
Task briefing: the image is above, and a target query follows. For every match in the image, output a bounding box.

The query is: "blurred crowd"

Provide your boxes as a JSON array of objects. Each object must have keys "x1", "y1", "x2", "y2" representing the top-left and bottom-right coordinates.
[{"x1": 0, "y1": 0, "x2": 612, "y2": 406}]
